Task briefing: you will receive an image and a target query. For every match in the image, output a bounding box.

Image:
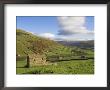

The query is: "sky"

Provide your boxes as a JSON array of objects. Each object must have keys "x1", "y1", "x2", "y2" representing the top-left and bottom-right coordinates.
[{"x1": 16, "y1": 16, "x2": 94, "y2": 41}]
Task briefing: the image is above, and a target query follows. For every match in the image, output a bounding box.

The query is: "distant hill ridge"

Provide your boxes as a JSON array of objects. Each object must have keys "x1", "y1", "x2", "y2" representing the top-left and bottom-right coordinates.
[{"x1": 57, "y1": 40, "x2": 94, "y2": 49}]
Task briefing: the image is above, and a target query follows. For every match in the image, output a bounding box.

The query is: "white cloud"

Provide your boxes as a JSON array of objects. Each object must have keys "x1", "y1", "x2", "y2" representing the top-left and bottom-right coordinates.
[
  {"x1": 38, "y1": 33, "x2": 55, "y2": 40},
  {"x1": 36, "y1": 16, "x2": 94, "y2": 41},
  {"x1": 27, "y1": 31, "x2": 35, "y2": 35},
  {"x1": 38, "y1": 33, "x2": 94, "y2": 41},
  {"x1": 57, "y1": 16, "x2": 94, "y2": 35}
]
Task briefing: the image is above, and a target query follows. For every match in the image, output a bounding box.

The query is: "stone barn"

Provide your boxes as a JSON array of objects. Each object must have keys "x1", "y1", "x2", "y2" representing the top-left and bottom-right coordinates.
[{"x1": 27, "y1": 53, "x2": 47, "y2": 67}]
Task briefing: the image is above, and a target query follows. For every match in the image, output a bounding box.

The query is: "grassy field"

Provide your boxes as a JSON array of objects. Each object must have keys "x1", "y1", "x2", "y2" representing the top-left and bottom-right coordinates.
[{"x1": 16, "y1": 59, "x2": 94, "y2": 74}]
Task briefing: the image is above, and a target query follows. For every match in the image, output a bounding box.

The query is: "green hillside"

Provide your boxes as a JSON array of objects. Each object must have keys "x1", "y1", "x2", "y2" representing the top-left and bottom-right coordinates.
[
  {"x1": 17, "y1": 29, "x2": 94, "y2": 61},
  {"x1": 16, "y1": 29, "x2": 72, "y2": 57}
]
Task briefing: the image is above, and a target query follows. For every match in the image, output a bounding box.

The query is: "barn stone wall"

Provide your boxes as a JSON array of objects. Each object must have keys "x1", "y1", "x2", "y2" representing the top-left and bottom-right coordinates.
[{"x1": 29, "y1": 54, "x2": 47, "y2": 67}]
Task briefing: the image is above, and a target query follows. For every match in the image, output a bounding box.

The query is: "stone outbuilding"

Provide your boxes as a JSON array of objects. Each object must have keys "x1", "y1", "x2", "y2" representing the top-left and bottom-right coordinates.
[{"x1": 27, "y1": 53, "x2": 47, "y2": 67}]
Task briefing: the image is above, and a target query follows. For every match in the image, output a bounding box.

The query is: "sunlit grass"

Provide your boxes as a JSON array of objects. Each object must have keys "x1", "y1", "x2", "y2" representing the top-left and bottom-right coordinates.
[{"x1": 16, "y1": 59, "x2": 94, "y2": 74}]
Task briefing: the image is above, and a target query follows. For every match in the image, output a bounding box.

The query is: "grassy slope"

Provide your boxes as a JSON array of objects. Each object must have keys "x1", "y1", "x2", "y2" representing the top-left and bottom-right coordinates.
[
  {"x1": 17, "y1": 29, "x2": 93, "y2": 57},
  {"x1": 17, "y1": 29, "x2": 69, "y2": 56},
  {"x1": 16, "y1": 30, "x2": 75, "y2": 55}
]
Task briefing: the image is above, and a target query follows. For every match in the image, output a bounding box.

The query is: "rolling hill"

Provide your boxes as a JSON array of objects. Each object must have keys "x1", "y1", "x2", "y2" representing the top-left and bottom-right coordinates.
[
  {"x1": 57, "y1": 40, "x2": 94, "y2": 49},
  {"x1": 16, "y1": 29, "x2": 72, "y2": 56},
  {"x1": 17, "y1": 29, "x2": 94, "y2": 61}
]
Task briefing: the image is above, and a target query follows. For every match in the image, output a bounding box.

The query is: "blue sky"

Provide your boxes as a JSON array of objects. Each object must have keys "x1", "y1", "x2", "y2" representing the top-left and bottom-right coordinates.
[{"x1": 16, "y1": 16, "x2": 94, "y2": 41}]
